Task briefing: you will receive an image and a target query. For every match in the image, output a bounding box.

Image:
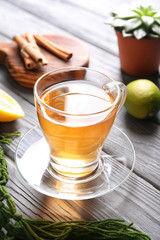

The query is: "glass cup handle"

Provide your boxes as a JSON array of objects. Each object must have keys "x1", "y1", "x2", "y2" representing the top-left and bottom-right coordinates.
[{"x1": 117, "y1": 82, "x2": 127, "y2": 112}]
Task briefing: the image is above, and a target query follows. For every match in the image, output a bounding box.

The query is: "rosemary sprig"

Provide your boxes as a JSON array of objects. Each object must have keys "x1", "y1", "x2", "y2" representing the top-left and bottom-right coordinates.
[
  {"x1": 0, "y1": 132, "x2": 152, "y2": 240},
  {"x1": 0, "y1": 132, "x2": 21, "y2": 145}
]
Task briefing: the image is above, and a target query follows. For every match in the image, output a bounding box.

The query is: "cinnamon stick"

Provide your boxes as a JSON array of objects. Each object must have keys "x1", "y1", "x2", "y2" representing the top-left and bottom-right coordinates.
[
  {"x1": 13, "y1": 34, "x2": 47, "y2": 65},
  {"x1": 34, "y1": 34, "x2": 72, "y2": 61},
  {"x1": 20, "y1": 34, "x2": 39, "y2": 70},
  {"x1": 25, "y1": 32, "x2": 48, "y2": 65},
  {"x1": 20, "y1": 52, "x2": 38, "y2": 70},
  {"x1": 25, "y1": 32, "x2": 37, "y2": 45}
]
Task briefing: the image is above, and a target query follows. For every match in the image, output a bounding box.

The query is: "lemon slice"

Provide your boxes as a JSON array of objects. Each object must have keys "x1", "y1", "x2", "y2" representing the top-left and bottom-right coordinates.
[{"x1": 0, "y1": 89, "x2": 25, "y2": 122}]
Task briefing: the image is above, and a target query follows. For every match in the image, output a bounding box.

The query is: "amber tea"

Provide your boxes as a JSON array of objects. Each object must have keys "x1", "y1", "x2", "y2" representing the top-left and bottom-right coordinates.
[{"x1": 36, "y1": 81, "x2": 118, "y2": 177}]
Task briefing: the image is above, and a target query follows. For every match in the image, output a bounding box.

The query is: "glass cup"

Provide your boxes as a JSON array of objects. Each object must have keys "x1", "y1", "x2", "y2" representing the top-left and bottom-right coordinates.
[{"x1": 34, "y1": 67, "x2": 127, "y2": 180}]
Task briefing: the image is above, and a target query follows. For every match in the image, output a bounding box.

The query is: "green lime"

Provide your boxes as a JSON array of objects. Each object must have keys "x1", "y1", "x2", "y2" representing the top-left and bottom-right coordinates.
[{"x1": 124, "y1": 79, "x2": 160, "y2": 119}]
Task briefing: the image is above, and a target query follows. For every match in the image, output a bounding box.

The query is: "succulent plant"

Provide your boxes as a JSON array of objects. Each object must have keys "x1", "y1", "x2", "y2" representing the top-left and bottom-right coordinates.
[{"x1": 105, "y1": 5, "x2": 160, "y2": 39}]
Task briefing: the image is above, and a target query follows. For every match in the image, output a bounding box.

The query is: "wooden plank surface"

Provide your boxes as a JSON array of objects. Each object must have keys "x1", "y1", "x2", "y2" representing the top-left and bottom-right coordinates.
[
  {"x1": 0, "y1": 0, "x2": 160, "y2": 239},
  {"x1": 6, "y1": 157, "x2": 160, "y2": 239}
]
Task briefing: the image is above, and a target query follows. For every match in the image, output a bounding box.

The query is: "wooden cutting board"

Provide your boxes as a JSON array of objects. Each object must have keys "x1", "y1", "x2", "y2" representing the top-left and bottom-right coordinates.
[{"x1": 0, "y1": 35, "x2": 90, "y2": 88}]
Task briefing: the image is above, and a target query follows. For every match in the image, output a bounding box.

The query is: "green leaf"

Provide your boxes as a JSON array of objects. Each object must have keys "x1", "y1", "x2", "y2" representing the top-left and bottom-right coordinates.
[
  {"x1": 122, "y1": 29, "x2": 133, "y2": 37},
  {"x1": 133, "y1": 5, "x2": 156, "y2": 16},
  {"x1": 155, "y1": 18, "x2": 160, "y2": 25},
  {"x1": 111, "y1": 12, "x2": 117, "y2": 17},
  {"x1": 125, "y1": 18, "x2": 142, "y2": 32},
  {"x1": 132, "y1": 9, "x2": 143, "y2": 16},
  {"x1": 152, "y1": 24, "x2": 160, "y2": 35},
  {"x1": 144, "y1": 5, "x2": 154, "y2": 15},
  {"x1": 148, "y1": 11, "x2": 157, "y2": 17},
  {"x1": 148, "y1": 33, "x2": 160, "y2": 38},
  {"x1": 104, "y1": 17, "x2": 114, "y2": 25},
  {"x1": 105, "y1": 4, "x2": 160, "y2": 39},
  {"x1": 116, "y1": 11, "x2": 138, "y2": 19},
  {"x1": 139, "y1": 5, "x2": 146, "y2": 14},
  {"x1": 133, "y1": 28, "x2": 147, "y2": 39},
  {"x1": 154, "y1": 13, "x2": 160, "y2": 18},
  {"x1": 112, "y1": 19, "x2": 126, "y2": 28},
  {"x1": 141, "y1": 16, "x2": 154, "y2": 27}
]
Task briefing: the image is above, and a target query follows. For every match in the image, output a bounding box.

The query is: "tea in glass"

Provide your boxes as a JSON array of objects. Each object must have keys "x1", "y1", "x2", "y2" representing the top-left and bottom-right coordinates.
[{"x1": 34, "y1": 68, "x2": 126, "y2": 179}]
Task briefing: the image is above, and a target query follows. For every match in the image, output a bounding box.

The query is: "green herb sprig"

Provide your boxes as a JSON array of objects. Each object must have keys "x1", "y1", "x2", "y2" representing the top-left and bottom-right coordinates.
[
  {"x1": 0, "y1": 132, "x2": 151, "y2": 240},
  {"x1": 105, "y1": 5, "x2": 160, "y2": 39}
]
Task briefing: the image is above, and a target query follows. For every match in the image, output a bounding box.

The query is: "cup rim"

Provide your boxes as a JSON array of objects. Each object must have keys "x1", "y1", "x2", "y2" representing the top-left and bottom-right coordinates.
[{"x1": 34, "y1": 67, "x2": 121, "y2": 116}]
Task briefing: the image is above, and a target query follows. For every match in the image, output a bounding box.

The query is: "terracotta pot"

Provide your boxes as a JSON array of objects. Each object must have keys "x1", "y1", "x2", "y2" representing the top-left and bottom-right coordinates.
[{"x1": 116, "y1": 31, "x2": 160, "y2": 77}]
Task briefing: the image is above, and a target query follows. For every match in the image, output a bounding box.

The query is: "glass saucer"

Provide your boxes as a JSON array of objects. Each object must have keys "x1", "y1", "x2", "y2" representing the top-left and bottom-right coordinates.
[{"x1": 15, "y1": 125, "x2": 136, "y2": 200}]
